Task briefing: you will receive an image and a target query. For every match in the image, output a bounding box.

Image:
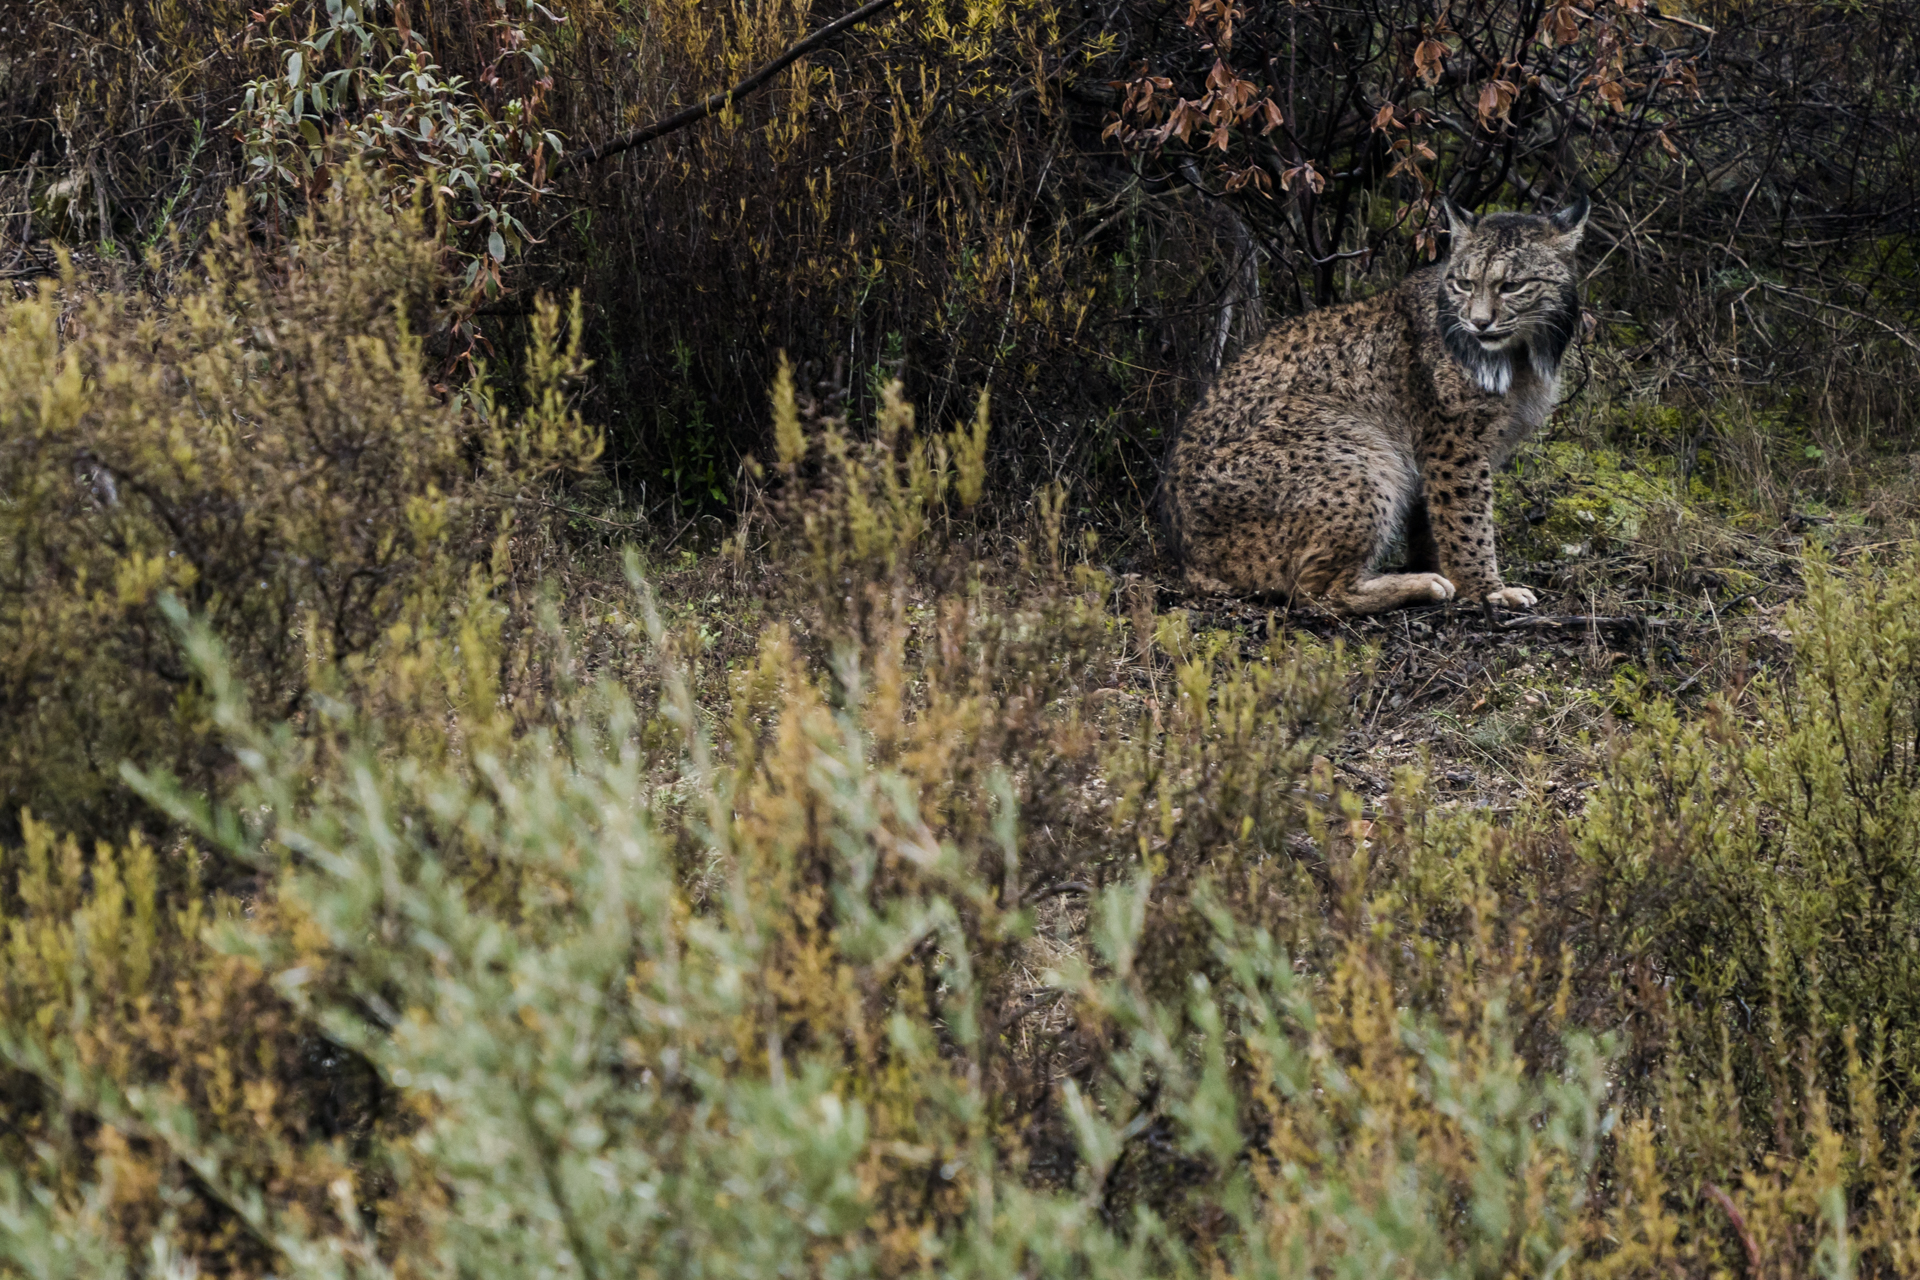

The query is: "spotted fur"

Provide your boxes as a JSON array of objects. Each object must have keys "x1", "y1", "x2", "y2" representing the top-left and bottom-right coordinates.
[{"x1": 1161, "y1": 196, "x2": 1591, "y2": 615}]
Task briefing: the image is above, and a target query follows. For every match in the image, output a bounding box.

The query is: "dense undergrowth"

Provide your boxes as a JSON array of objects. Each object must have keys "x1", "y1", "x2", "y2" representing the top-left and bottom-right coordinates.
[
  {"x1": 8, "y1": 0, "x2": 1920, "y2": 1271},
  {"x1": 10, "y1": 0, "x2": 1920, "y2": 526},
  {"x1": 3, "y1": 188, "x2": 1920, "y2": 1277}
]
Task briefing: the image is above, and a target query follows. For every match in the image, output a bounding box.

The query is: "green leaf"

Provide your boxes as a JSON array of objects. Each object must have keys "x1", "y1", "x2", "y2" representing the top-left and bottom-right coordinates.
[
  {"x1": 488, "y1": 229, "x2": 506, "y2": 262},
  {"x1": 287, "y1": 49, "x2": 304, "y2": 89}
]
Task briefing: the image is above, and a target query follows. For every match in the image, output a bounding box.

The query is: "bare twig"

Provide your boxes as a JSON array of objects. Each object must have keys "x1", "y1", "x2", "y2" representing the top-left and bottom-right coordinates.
[
  {"x1": 1493, "y1": 614, "x2": 1671, "y2": 634},
  {"x1": 1656, "y1": 11, "x2": 1718, "y2": 33},
  {"x1": 1027, "y1": 880, "x2": 1092, "y2": 901},
  {"x1": 1755, "y1": 279, "x2": 1920, "y2": 354},
  {"x1": 507, "y1": 494, "x2": 654, "y2": 532},
  {"x1": 556, "y1": 0, "x2": 898, "y2": 174},
  {"x1": 1701, "y1": 1182, "x2": 1762, "y2": 1275},
  {"x1": 992, "y1": 987, "x2": 1070, "y2": 1037}
]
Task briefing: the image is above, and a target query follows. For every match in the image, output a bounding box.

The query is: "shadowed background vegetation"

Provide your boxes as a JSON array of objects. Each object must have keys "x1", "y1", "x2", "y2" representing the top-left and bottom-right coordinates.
[
  {"x1": 9, "y1": 0, "x2": 1918, "y2": 523},
  {"x1": 6, "y1": 0, "x2": 1920, "y2": 1274}
]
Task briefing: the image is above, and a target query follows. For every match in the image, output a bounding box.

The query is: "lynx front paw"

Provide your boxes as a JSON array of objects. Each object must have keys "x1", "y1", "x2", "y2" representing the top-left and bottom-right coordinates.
[
  {"x1": 1419, "y1": 574, "x2": 1457, "y2": 601},
  {"x1": 1484, "y1": 586, "x2": 1537, "y2": 610}
]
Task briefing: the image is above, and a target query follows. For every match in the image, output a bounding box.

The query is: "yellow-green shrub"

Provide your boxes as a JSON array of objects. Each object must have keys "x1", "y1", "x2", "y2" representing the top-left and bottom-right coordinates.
[
  {"x1": 0, "y1": 178, "x2": 599, "y2": 843},
  {"x1": 18, "y1": 233, "x2": 1920, "y2": 1274},
  {"x1": 0, "y1": 807, "x2": 371, "y2": 1273},
  {"x1": 0, "y1": 346, "x2": 1624, "y2": 1276},
  {"x1": 0, "y1": 578, "x2": 1627, "y2": 1278}
]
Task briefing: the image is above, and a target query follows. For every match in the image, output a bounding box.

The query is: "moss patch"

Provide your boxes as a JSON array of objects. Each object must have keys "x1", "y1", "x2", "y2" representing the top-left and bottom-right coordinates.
[{"x1": 1499, "y1": 439, "x2": 1693, "y2": 563}]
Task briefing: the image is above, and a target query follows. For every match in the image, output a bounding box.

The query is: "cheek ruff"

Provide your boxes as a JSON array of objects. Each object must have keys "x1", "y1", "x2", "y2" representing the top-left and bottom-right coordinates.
[
  {"x1": 1439, "y1": 289, "x2": 1515, "y2": 394},
  {"x1": 1438, "y1": 281, "x2": 1579, "y2": 395}
]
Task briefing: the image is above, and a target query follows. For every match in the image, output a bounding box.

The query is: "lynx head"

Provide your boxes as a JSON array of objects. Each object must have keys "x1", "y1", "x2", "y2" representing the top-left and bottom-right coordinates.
[{"x1": 1435, "y1": 196, "x2": 1589, "y2": 396}]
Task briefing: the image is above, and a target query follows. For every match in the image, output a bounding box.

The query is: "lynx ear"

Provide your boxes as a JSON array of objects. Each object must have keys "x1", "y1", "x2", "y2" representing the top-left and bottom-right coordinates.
[
  {"x1": 1549, "y1": 194, "x2": 1591, "y2": 247},
  {"x1": 1440, "y1": 196, "x2": 1478, "y2": 242}
]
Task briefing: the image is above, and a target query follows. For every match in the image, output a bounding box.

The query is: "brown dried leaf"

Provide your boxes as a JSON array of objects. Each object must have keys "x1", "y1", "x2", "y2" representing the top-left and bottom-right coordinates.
[
  {"x1": 1414, "y1": 38, "x2": 1448, "y2": 86},
  {"x1": 1474, "y1": 79, "x2": 1518, "y2": 127},
  {"x1": 1547, "y1": 1, "x2": 1583, "y2": 45},
  {"x1": 1167, "y1": 100, "x2": 1204, "y2": 143},
  {"x1": 1280, "y1": 160, "x2": 1326, "y2": 194}
]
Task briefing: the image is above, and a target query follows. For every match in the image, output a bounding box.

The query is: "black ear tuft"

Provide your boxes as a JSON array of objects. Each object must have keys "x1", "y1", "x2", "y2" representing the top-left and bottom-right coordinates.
[{"x1": 1550, "y1": 193, "x2": 1592, "y2": 236}]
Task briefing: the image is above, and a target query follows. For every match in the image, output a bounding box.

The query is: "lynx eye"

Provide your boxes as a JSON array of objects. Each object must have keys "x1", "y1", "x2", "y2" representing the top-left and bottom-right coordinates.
[
  {"x1": 1446, "y1": 277, "x2": 1469, "y2": 292},
  {"x1": 1497, "y1": 279, "x2": 1527, "y2": 294}
]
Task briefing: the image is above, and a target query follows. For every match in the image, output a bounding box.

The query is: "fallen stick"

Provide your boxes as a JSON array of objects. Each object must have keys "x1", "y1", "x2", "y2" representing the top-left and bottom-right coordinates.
[{"x1": 1493, "y1": 613, "x2": 1671, "y2": 633}]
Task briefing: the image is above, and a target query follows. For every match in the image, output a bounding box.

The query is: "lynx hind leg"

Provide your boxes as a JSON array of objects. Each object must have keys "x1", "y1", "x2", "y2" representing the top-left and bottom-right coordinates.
[
  {"x1": 1290, "y1": 445, "x2": 1441, "y2": 613},
  {"x1": 1181, "y1": 565, "x2": 1240, "y2": 597},
  {"x1": 1173, "y1": 434, "x2": 1427, "y2": 609},
  {"x1": 1324, "y1": 570, "x2": 1456, "y2": 615}
]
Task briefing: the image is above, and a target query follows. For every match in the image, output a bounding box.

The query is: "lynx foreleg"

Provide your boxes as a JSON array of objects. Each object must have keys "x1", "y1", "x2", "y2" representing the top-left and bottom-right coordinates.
[{"x1": 1424, "y1": 460, "x2": 1535, "y2": 608}]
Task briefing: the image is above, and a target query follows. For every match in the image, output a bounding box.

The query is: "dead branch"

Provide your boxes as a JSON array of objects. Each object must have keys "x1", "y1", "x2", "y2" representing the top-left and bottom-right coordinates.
[
  {"x1": 1701, "y1": 1182, "x2": 1763, "y2": 1275},
  {"x1": 1493, "y1": 614, "x2": 1672, "y2": 634},
  {"x1": 556, "y1": 0, "x2": 899, "y2": 174}
]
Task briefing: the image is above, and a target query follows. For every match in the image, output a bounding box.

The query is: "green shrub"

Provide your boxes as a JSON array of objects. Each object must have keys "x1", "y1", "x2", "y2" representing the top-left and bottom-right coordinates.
[
  {"x1": 0, "y1": 583, "x2": 1626, "y2": 1278},
  {"x1": 13, "y1": 203, "x2": 1920, "y2": 1274},
  {"x1": 0, "y1": 325, "x2": 1623, "y2": 1275},
  {"x1": 1569, "y1": 548, "x2": 1920, "y2": 1104},
  {"x1": 0, "y1": 177, "x2": 599, "y2": 844}
]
